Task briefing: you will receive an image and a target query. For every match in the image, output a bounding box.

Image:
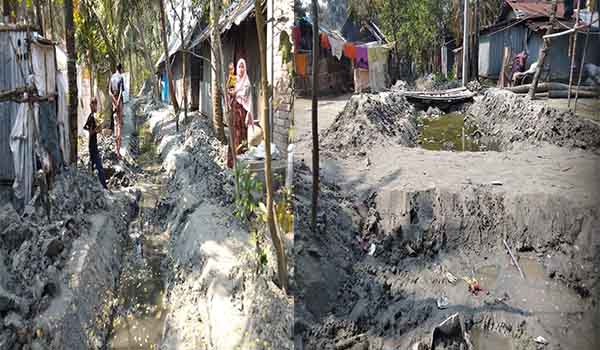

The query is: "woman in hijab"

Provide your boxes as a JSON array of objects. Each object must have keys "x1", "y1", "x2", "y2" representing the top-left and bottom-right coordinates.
[{"x1": 227, "y1": 58, "x2": 254, "y2": 168}]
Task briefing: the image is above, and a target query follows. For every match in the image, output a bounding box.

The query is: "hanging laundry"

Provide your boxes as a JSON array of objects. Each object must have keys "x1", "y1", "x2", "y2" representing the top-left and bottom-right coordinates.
[
  {"x1": 329, "y1": 37, "x2": 344, "y2": 60},
  {"x1": 343, "y1": 43, "x2": 356, "y2": 60},
  {"x1": 320, "y1": 33, "x2": 330, "y2": 49},
  {"x1": 294, "y1": 53, "x2": 309, "y2": 77},
  {"x1": 355, "y1": 46, "x2": 369, "y2": 69}
]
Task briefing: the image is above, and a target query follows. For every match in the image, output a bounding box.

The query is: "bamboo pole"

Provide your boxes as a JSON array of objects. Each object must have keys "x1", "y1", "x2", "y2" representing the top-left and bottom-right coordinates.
[
  {"x1": 574, "y1": 6, "x2": 593, "y2": 114},
  {"x1": 567, "y1": 0, "x2": 582, "y2": 107}
]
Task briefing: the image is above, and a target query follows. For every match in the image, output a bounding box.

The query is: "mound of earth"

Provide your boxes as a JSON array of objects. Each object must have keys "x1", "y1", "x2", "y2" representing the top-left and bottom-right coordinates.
[
  {"x1": 321, "y1": 92, "x2": 419, "y2": 157},
  {"x1": 467, "y1": 89, "x2": 600, "y2": 151}
]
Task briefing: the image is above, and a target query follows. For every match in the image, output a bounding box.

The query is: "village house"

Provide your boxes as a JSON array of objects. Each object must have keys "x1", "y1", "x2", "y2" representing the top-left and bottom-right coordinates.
[
  {"x1": 156, "y1": 0, "x2": 294, "y2": 157},
  {"x1": 293, "y1": 16, "x2": 390, "y2": 96},
  {"x1": 478, "y1": 0, "x2": 600, "y2": 83}
]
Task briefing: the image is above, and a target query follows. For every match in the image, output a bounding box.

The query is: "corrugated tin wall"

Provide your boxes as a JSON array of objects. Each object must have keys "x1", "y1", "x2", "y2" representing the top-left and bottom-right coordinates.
[
  {"x1": 480, "y1": 24, "x2": 600, "y2": 81},
  {"x1": 479, "y1": 26, "x2": 528, "y2": 78},
  {"x1": 0, "y1": 30, "x2": 31, "y2": 182}
]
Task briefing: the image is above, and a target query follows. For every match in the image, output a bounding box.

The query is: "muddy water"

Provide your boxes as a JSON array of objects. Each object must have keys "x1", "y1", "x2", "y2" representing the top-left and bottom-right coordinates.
[
  {"x1": 106, "y1": 121, "x2": 168, "y2": 350},
  {"x1": 470, "y1": 328, "x2": 513, "y2": 350},
  {"x1": 418, "y1": 113, "x2": 480, "y2": 152}
]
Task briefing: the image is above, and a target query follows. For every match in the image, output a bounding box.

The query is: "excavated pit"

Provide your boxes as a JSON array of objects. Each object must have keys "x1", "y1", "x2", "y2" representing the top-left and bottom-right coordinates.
[{"x1": 294, "y1": 89, "x2": 600, "y2": 349}]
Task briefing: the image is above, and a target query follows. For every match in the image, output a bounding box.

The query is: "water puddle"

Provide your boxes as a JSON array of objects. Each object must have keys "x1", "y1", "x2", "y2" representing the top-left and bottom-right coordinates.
[
  {"x1": 476, "y1": 264, "x2": 499, "y2": 291},
  {"x1": 470, "y1": 328, "x2": 513, "y2": 350},
  {"x1": 418, "y1": 113, "x2": 481, "y2": 152},
  {"x1": 518, "y1": 257, "x2": 546, "y2": 281}
]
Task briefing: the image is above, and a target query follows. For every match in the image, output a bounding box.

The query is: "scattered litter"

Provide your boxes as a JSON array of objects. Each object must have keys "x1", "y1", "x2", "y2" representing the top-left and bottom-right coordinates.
[
  {"x1": 462, "y1": 276, "x2": 484, "y2": 295},
  {"x1": 446, "y1": 271, "x2": 458, "y2": 284},
  {"x1": 534, "y1": 336, "x2": 549, "y2": 345},
  {"x1": 561, "y1": 167, "x2": 572, "y2": 172},
  {"x1": 491, "y1": 180, "x2": 503, "y2": 186},
  {"x1": 436, "y1": 296, "x2": 449, "y2": 309},
  {"x1": 406, "y1": 243, "x2": 417, "y2": 256},
  {"x1": 368, "y1": 243, "x2": 376, "y2": 256}
]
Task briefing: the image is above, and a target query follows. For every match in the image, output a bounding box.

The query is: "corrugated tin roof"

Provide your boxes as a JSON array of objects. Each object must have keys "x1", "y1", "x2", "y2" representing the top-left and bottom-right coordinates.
[
  {"x1": 157, "y1": 0, "x2": 264, "y2": 67},
  {"x1": 504, "y1": 0, "x2": 567, "y2": 19},
  {"x1": 189, "y1": 0, "x2": 264, "y2": 49},
  {"x1": 155, "y1": 16, "x2": 200, "y2": 67}
]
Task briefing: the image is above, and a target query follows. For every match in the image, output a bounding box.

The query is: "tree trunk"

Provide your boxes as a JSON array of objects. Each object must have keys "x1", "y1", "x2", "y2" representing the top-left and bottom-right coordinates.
[
  {"x1": 48, "y1": 0, "x2": 55, "y2": 40},
  {"x1": 178, "y1": 1, "x2": 188, "y2": 125},
  {"x1": 255, "y1": 0, "x2": 288, "y2": 293},
  {"x1": 34, "y1": 0, "x2": 44, "y2": 35},
  {"x1": 180, "y1": 36, "x2": 188, "y2": 126},
  {"x1": 311, "y1": 0, "x2": 319, "y2": 231},
  {"x1": 210, "y1": 0, "x2": 226, "y2": 141},
  {"x1": 462, "y1": 0, "x2": 469, "y2": 86},
  {"x1": 528, "y1": 0, "x2": 558, "y2": 99},
  {"x1": 473, "y1": 0, "x2": 480, "y2": 80},
  {"x1": 159, "y1": 0, "x2": 180, "y2": 113},
  {"x1": 64, "y1": 0, "x2": 78, "y2": 163}
]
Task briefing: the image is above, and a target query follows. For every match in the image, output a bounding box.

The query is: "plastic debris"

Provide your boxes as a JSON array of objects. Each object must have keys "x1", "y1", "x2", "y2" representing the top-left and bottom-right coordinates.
[
  {"x1": 436, "y1": 296, "x2": 449, "y2": 309},
  {"x1": 368, "y1": 243, "x2": 376, "y2": 256}
]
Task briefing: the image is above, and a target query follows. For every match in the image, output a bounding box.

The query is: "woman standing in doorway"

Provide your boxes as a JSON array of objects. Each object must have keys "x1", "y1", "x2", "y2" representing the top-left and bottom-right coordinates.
[{"x1": 227, "y1": 58, "x2": 254, "y2": 168}]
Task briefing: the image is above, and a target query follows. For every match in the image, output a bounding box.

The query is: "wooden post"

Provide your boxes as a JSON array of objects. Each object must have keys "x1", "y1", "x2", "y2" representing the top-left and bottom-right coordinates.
[
  {"x1": 574, "y1": 5, "x2": 592, "y2": 113},
  {"x1": 311, "y1": 0, "x2": 319, "y2": 231},
  {"x1": 473, "y1": 0, "x2": 480, "y2": 80},
  {"x1": 462, "y1": 0, "x2": 469, "y2": 86},
  {"x1": 567, "y1": 0, "x2": 582, "y2": 107},
  {"x1": 528, "y1": 0, "x2": 558, "y2": 99}
]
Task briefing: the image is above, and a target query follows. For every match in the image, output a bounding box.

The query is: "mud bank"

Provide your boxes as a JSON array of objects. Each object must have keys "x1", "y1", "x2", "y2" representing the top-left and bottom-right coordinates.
[
  {"x1": 144, "y1": 110, "x2": 293, "y2": 350},
  {"x1": 468, "y1": 89, "x2": 600, "y2": 152},
  {"x1": 0, "y1": 170, "x2": 138, "y2": 350},
  {"x1": 321, "y1": 92, "x2": 419, "y2": 158}
]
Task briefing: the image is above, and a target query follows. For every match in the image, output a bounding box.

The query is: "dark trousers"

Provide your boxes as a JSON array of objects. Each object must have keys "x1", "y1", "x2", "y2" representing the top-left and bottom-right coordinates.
[{"x1": 90, "y1": 146, "x2": 108, "y2": 189}]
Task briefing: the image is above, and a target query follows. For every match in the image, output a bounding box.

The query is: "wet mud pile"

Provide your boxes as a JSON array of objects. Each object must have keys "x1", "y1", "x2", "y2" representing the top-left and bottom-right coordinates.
[
  {"x1": 79, "y1": 133, "x2": 143, "y2": 188},
  {"x1": 467, "y1": 89, "x2": 600, "y2": 152},
  {"x1": 145, "y1": 111, "x2": 293, "y2": 350},
  {"x1": 0, "y1": 170, "x2": 138, "y2": 350},
  {"x1": 321, "y1": 92, "x2": 419, "y2": 157}
]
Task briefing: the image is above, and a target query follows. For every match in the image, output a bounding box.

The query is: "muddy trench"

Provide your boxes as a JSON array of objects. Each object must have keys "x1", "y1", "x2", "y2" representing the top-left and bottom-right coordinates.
[{"x1": 102, "y1": 116, "x2": 169, "y2": 350}]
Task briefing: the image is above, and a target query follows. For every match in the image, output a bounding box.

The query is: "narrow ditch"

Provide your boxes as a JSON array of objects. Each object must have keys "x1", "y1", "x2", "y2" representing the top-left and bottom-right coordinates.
[{"x1": 104, "y1": 116, "x2": 168, "y2": 350}]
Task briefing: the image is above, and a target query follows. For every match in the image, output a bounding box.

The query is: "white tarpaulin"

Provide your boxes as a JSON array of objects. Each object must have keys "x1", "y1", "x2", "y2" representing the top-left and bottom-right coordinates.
[
  {"x1": 10, "y1": 101, "x2": 37, "y2": 204},
  {"x1": 56, "y1": 71, "x2": 70, "y2": 163}
]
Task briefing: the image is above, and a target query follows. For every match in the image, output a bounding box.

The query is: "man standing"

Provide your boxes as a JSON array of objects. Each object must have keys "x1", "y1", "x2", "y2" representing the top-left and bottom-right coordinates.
[
  {"x1": 109, "y1": 63, "x2": 125, "y2": 159},
  {"x1": 84, "y1": 98, "x2": 108, "y2": 189}
]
